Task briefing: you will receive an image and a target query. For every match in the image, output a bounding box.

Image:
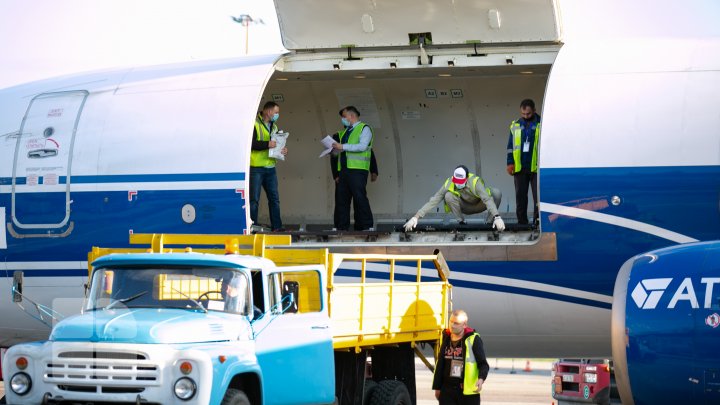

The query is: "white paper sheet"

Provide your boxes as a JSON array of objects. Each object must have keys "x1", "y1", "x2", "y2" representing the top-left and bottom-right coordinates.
[{"x1": 318, "y1": 135, "x2": 336, "y2": 158}]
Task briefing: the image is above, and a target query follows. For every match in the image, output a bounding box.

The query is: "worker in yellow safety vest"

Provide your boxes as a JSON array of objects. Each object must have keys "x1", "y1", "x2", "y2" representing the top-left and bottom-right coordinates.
[
  {"x1": 331, "y1": 106, "x2": 374, "y2": 231},
  {"x1": 403, "y1": 165, "x2": 505, "y2": 232},
  {"x1": 432, "y1": 309, "x2": 490, "y2": 405},
  {"x1": 250, "y1": 101, "x2": 288, "y2": 231},
  {"x1": 506, "y1": 98, "x2": 540, "y2": 226}
]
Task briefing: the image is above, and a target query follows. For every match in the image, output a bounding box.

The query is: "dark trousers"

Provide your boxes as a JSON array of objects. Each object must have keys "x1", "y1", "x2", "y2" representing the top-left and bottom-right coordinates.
[
  {"x1": 513, "y1": 168, "x2": 538, "y2": 225},
  {"x1": 334, "y1": 169, "x2": 373, "y2": 231},
  {"x1": 249, "y1": 167, "x2": 282, "y2": 230},
  {"x1": 439, "y1": 386, "x2": 480, "y2": 405}
]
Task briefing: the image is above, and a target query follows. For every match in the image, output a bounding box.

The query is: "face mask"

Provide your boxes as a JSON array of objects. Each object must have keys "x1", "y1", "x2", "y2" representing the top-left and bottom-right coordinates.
[
  {"x1": 272, "y1": 113, "x2": 280, "y2": 121},
  {"x1": 341, "y1": 118, "x2": 350, "y2": 127},
  {"x1": 455, "y1": 182, "x2": 466, "y2": 190},
  {"x1": 451, "y1": 324, "x2": 464, "y2": 335}
]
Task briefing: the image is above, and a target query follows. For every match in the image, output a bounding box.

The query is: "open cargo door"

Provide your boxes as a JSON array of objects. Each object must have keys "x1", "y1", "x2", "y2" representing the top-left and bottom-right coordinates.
[
  {"x1": 275, "y1": 0, "x2": 561, "y2": 72},
  {"x1": 275, "y1": 0, "x2": 561, "y2": 49}
]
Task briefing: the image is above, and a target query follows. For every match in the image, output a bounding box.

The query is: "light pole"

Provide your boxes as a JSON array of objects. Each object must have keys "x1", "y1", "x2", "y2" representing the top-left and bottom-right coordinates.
[{"x1": 231, "y1": 14, "x2": 265, "y2": 55}]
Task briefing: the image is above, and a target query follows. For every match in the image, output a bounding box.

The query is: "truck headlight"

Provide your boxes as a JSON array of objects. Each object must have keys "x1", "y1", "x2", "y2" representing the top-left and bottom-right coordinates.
[
  {"x1": 584, "y1": 372, "x2": 597, "y2": 383},
  {"x1": 10, "y1": 372, "x2": 32, "y2": 395},
  {"x1": 174, "y1": 377, "x2": 197, "y2": 400}
]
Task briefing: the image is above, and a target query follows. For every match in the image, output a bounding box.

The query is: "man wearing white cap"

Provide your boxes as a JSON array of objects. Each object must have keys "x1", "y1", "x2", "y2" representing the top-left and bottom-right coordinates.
[{"x1": 403, "y1": 165, "x2": 505, "y2": 232}]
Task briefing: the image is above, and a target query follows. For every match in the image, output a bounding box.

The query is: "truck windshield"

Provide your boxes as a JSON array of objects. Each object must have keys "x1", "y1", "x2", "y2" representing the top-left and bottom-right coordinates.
[{"x1": 86, "y1": 266, "x2": 250, "y2": 315}]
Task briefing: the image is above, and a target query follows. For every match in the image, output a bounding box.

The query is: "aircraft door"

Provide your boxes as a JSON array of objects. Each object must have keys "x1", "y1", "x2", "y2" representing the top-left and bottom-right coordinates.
[{"x1": 10, "y1": 90, "x2": 88, "y2": 236}]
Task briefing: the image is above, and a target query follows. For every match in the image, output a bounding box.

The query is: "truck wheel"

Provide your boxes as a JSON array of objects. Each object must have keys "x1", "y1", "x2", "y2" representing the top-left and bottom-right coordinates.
[
  {"x1": 369, "y1": 380, "x2": 411, "y2": 405},
  {"x1": 221, "y1": 388, "x2": 251, "y2": 405},
  {"x1": 363, "y1": 379, "x2": 378, "y2": 405}
]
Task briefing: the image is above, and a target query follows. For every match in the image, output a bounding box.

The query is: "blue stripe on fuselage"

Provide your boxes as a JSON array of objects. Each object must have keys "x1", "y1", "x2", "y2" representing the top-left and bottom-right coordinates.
[
  {"x1": 2, "y1": 166, "x2": 719, "y2": 305},
  {"x1": 0, "y1": 172, "x2": 245, "y2": 185},
  {"x1": 2, "y1": 188, "x2": 247, "y2": 262}
]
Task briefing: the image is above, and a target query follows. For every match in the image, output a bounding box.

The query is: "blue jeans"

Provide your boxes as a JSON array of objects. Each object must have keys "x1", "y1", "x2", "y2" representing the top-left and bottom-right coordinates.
[{"x1": 249, "y1": 167, "x2": 282, "y2": 230}]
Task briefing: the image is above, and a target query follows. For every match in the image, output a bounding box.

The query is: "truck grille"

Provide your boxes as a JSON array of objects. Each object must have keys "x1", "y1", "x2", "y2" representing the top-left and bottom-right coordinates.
[{"x1": 44, "y1": 350, "x2": 160, "y2": 394}]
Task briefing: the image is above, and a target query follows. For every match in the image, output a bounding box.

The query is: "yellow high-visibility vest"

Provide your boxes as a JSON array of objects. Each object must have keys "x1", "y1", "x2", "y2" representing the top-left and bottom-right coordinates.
[
  {"x1": 337, "y1": 123, "x2": 373, "y2": 171},
  {"x1": 442, "y1": 174, "x2": 491, "y2": 213},
  {"x1": 462, "y1": 333, "x2": 481, "y2": 395},
  {"x1": 510, "y1": 120, "x2": 540, "y2": 173},
  {"x1": 250, "y1": 114, "x2": 277, "y2": 168}
]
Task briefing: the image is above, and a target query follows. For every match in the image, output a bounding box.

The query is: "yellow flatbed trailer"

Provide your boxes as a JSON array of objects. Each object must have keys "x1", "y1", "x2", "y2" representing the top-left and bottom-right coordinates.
[{"x1": 88, "y1": 233, "x2": 452, "y2": 355}]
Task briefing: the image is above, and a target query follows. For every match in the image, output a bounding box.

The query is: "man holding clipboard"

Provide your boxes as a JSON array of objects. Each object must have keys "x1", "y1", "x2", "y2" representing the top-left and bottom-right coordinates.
[{"x1": 250, "y1": 101, "x2": 287, "y2": 231}]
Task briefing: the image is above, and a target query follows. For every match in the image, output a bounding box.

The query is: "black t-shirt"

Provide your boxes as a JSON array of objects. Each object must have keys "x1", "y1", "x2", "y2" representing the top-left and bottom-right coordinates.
[{"x1": 442, "y1": 338, "x2": 464, "y2": 387}]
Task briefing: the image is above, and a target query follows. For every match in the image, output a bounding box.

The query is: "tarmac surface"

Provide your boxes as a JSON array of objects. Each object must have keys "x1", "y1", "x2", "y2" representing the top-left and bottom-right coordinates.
[
  {"x1": 0, "y1": 359, "x2": 554, "y2": 404},
  {"x1": 415, "y1": 358, "x2": 554, "y2": 405}
]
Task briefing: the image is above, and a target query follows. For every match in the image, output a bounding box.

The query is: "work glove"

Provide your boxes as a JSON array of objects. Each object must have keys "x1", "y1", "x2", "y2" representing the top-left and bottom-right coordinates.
[
  {"x1": 493, "y1": 215, "x2": 506, "y2": 232},
  {"x1": 506, "y1": 164, "x2": 515, "y2": 175},
  {"x1": 403, "y1": 216, "x2": 418, "y2": 232}
]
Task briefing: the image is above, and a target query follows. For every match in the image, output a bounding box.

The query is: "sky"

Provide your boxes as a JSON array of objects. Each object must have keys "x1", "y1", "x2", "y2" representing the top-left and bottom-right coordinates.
[
  {"x1": 0, "y1": 0, "x2": 284, "y2": 89},
  {"x1": 1, "y1": 0, "x2": 719, "y2": 90}
]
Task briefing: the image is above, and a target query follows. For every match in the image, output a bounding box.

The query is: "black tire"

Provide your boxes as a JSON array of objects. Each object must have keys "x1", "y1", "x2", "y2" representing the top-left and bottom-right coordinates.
[
  {"x1": 221, "y1": 388, "x2": 251, "y2": 405},
  {"x1": 369, "y1": 380, "x2": 412, "y2": 405},
  {"x1": 363, "y1": 379, "x2": 378, "y2": 405}
]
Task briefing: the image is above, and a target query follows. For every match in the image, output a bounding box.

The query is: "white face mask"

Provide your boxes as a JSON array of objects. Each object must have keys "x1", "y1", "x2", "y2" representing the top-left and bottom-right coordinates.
[
  {"x1": 451, "y1": 324, "x2": 464, "y2": 335},
  {"x1": 455, "y1": 182, "x2": 466, "y2": 190}
]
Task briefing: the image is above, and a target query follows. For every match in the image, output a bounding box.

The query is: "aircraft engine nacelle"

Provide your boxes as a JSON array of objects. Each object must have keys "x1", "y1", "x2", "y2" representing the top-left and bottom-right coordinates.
[{"x1": 612, "y1": 241, "x2": 720, "y2": 405}]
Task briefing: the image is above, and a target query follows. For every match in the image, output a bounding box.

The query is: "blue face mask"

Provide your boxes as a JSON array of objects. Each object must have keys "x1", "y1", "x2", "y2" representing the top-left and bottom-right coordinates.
[
  {"x1": 272, "y1": 113, "x2": 280, "y2": 121},
  {"x1": 341, "y1": 118, "x2": 350, "y2": 127}
]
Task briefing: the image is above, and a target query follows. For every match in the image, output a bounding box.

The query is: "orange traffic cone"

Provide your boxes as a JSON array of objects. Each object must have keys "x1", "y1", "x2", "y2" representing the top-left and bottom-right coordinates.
[{"x1": 523, "y1": 360, "x2": 532, "y2": 372}]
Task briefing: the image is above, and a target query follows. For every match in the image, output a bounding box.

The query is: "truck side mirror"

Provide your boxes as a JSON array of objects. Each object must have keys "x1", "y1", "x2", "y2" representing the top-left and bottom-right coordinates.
[
  {"x1": 12, "y1": 271, "x2": 23, "y2": 303},
  {"x1": 282, "y1": 281, "x2": 299, "y2": 314}
]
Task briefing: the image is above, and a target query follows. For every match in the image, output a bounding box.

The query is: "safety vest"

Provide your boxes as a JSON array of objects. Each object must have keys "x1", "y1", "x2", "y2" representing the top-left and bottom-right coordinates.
[
  {"x1": 442, "y1": 173, "x2": 492, "y2": 213},
  {"x1": 462, "y1": 333, "x2": 481, "y2": 395},
  {"x1": 337, "y1": 123, "x2": 373, "y2": 171},
  {"x1": 510, "y1": 120, "x2": 540, "y2": 173},
  {"x1": 250, "y1": 114, "x2": 277, "y2": 168}
]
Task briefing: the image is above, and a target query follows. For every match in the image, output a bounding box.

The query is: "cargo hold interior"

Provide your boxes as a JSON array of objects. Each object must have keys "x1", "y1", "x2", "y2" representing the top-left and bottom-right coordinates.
[{"x1": 254, "y1": 63, "x2": 553, "y2": 245}]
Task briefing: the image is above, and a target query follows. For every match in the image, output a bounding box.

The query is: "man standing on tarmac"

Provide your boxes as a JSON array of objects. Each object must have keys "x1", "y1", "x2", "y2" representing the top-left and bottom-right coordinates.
[
  {"x1": 506, "y1": 99, "x2": 540, "y2": 226},
  {"x1": 331, "y1": 106, "x2": 374, "y2": 231},
  {"x1": 433, "y1": 310, "x2": 490, "y2": 405}
]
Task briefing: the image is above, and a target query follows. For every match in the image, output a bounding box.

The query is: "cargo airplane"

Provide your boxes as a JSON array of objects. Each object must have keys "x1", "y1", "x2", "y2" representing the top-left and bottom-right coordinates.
[{"x1": 1, "y1": 1, "x2": 719, "y2": 404}]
